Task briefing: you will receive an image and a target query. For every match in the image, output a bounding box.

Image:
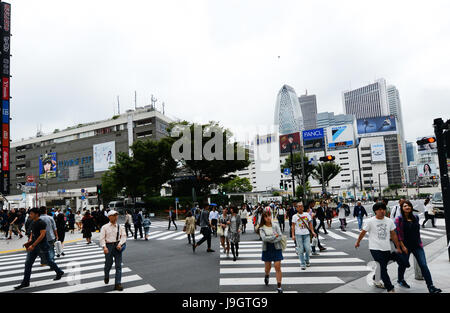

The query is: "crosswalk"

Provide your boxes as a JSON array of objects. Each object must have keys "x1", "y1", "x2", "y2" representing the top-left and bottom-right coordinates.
[
  {"x1": 0, "y1": 241, "x2": 156, "y2": 293},
  {"x1": 219, "y1": 240, "x2": 371, "y2": 293},
  {"x1": 124, "y1": 223, "x2": 205, "y2": 242}
]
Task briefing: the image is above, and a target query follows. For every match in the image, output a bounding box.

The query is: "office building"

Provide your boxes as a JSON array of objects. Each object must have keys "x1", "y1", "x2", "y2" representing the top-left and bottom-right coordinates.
[
  {"x1": 406, "y1": 142, "x2": 415, "y2": 165},
  {"x1": 298, "y1": 93, "x2": 317, "y2": 130},
  {"x1": 274, "y1": 85, "x2": 303, "y2": 135},
  {"x1": 316, "y1": 112, "x2": 355, "y2": 129}
]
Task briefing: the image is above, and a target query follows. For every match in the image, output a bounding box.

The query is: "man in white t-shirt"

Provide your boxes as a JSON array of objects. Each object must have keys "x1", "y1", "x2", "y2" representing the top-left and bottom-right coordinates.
[
  {"x1": 291, "y1": 203, "x2": 317, "y2": 270},
  {"x1": 209, "y1": 206, "x2": 219, "y2": 237},
  {"x1": 389, "y1": 198, "x2": 405, "y2": 221},
  {"x1": 355, "y1": 202, "x2": 402, "y2": 293}
]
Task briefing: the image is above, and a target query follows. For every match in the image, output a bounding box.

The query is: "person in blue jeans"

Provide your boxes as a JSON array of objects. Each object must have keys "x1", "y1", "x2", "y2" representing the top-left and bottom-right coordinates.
[
  {"x1": 353, "y1": 201, "x2": 368, "y2": 231},
  {"x1": 15, "y1": 208, "x2": 65, "y2": 290},
  {"x1": 291, "y1": 203, "x2": 317, "y2": 270},
  {"x1": 394, "y1": 200, "x2": 442, "y2": 293}
]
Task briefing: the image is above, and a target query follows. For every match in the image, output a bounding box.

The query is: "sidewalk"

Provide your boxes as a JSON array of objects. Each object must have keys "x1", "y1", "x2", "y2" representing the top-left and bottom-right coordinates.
[{"x1": 328, "y1": 235, "x2": 450, "y2": 293}]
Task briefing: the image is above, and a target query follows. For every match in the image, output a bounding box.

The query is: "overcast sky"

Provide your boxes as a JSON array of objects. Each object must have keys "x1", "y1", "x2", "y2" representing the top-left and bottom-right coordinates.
[{"x1": 9, "y1": 0, "x2": 450, "y2": 144}]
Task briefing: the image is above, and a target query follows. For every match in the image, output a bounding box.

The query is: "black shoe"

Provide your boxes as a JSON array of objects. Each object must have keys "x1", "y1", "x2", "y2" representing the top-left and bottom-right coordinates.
[
  {"x1": 61, "y1": 252, "x2": 65, "y2": 256},
  {"x1": 104, "y1": 276, "x2": 109, "y2": 284},
  {"x1": 54, "y1": 271, "x2": 65, "y2": 281},
  {"x1": 14, "y1": 283, "x2": 30, "y2": 290},
  {"x1": 56, "y1": 254, "x2": 60, "y2": 258},
  {"x1": 319, "y1": 247, "x2": 327, "y2": 252},
  {"x1": 233, "y1": 256, "x2": 236, "y2": 261},
  {"x1": 207, "y1": 249, "x2": 215, "y2": 253},
  {"x1": 324, "y1": 232, "x2": 328, "y2": 234},
  {"x1": 398, "y1": 280, "x2": 410, "y2": 288},
  {"x1": 193, "y1": 244, "x2": 197, "y2": 253},
  {"x1": 428, "y1": 286, "x2": 442, "y2": 293},
  {"x1": 277, "y1": 288, "x2": 283, "y2": 293},
  {"x1": 264, "y1": 276, "x2": 269, "y2": 286},
  {"x1": 114, "y1": 284, "x2": 123, "y2": 291}
]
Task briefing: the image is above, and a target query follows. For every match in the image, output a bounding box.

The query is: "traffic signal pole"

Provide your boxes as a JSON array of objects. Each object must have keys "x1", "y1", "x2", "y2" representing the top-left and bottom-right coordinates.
[
  {"x1": 289, "y1": 143, "x2": 296, "y2": 198},
  {"x1": 433, "y1": 118, "x2": 450, "y2": 261}
]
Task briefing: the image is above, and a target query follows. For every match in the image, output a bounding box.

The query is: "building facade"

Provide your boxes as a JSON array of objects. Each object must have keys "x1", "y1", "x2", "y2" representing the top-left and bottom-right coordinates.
[
  {"x1": 298, "y1": 93, "x2": 317, "y2": 130},
  {"x1": 274, "y1": 85, "x2": 303, "y2": 135}
]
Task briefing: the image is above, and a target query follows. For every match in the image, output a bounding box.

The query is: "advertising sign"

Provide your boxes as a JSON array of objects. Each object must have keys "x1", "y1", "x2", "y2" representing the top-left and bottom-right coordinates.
[
  {"x1": 371, "y1": 143, "x2": 386, "y2": 162},
  {"x1": 93, "y1": 141, "x2": 116, "y2": 172},
  {"x1": 302, "y1": 128, "x2": 325, "y2": 151},
  {"x1": 2, "y1": 147, "x2": 8, "y2": 171},
  {"x1": 39, "y1": 152, "x2": 57, "y2": 179},
  {"x1": 327, "y1": 124, "x2": 355, "y2": 149},
  {"x1": 2, "y1": 123, "x2": 8, "y2": 146},
  {"x1": 356, "y1": 116, "x2": 397, "y2": 137},
  {"x1": 416, "y1": 136, "x2": 437, "y2": 154},
  {"x1": 279, "y1": 132, "x2": 301, "y2": 154},
  {"x1": 417, "y1": 163, "x2": 437, "y2": 178},
  {"x1": 2, "y1": 100, "x2": 8, "y2": 123}
]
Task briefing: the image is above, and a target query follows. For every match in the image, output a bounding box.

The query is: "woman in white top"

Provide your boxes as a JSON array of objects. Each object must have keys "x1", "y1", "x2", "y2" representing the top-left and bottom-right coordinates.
[
  {"x1": 238, "y1": 206, "x2": 249, "y2": 233},
  {"x1": 337, "y1": 203, "x2": 348, "y2": 231},
  {"x1": 422, "y1": 198, "x2": 436, "y2": 228},
  {"x1": 75, "y1": 211, "x2": 83, "y2": 232}
]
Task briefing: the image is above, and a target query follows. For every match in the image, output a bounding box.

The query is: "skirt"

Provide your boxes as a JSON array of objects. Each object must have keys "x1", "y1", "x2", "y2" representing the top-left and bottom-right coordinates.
[
  {"x1": 82, "y1": 229, "x2": 92, "y2": 238},
  {"x1": 262, "y1": 242, "x2": 283, "y2": 262}
]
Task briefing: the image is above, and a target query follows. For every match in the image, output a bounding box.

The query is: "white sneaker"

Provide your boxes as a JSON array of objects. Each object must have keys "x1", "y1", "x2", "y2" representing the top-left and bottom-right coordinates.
[
  {"x1": 374, "y1": 281, "x2": 385, "y2": 289},
  {"x1": 306, "y1": 262, "x2": 311, "y2": 267},
  {"x1": 301, "y1": 266, "x2": 306, "y2": 270}
]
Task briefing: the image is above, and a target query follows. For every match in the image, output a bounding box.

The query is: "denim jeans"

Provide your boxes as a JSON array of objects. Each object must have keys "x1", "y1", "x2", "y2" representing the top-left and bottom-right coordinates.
[
  {"x1": 398, "y1": 246, "x2": 433, "y2": 287},
  {"x1": 23, "y1": 241, "x2": 63, "y2": 285},
  {"x1": 105, "y1": 243, "x2": 123, "y2": 284},
  {"x1": 370, "y1": 249, "x2": 394, "y2": 292},
  {"x1": 40, "y1": 240, "x2": 55, "y2": 265},
  {"x1": 357, "y1": 216, "x2": 364, "y2": 230},
  {"x1": 295, "y1": 234, "x2": 311, "y2": 266}
]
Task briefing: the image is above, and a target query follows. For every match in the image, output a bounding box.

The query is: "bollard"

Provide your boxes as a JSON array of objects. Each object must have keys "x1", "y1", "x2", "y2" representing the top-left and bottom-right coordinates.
[{"x1": 414, "y1": 257, "x2": 424, "y2": 280}]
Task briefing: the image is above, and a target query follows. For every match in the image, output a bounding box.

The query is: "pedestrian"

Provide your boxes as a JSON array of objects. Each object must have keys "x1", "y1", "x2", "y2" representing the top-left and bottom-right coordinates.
[
  {"x1": 422, "y1": 198, "x2": 436, "y2": 228},
  {"x1": 209, "y1": 205, "x2": 219, "y2": 237},
  {"x1": 193, "y1": 204, "x2": 215, "y2": 253},
  {"x1": 132, "y1": 209, "x2": 143, "y2": 239},
  {"x1": 394, "y1": 200, "x2": 442, "y2": 293},
  {"x1": 75, "y1": 211, "x2": 83, "y2": 232},
  {"x1": 39, "y1": 207, "x2": 59, "y2": 265},
  {"x1": 355, "y1": 202, "x2": 402, "y2": 293},
  {"x1": 353, "y1": 201, "x2": 368, "y2": 231},
  {"x1": 24, "y1": 213, "x2": 33, "y2": 240},
  {"x1": 258, "y1": 211, "x2": 284, "y2": 293},
  {"x1": 124, "y1": 210, "x2": 134, "y2": 237},
  {"x1": 14, "y1": 208, "x2": 65, "y2": 290},
  {"x1": 100, "y1": 210, "x2": 127, "y2": 291},
  {"x1": 315, "y1": 200, "x2": 328, "y2": 234},
  {"x1": 68, "y1": 209, "x2": 75, "y2": 234},
  {"x1": 287, "y1": 203, "x2": 296, "y2": 237},
  {"x1": 276, "y1": 205, "x2": 286, "y2": 232},
  {"x1": 238, "y1": 205, "x2": 249, "y2": 234},
  {"x1": 389, "y1": 198, "x2": 405, "y2": 221},
  {"x1": 184, "y1": 211, "x2": 196, "y2": 245},
  {"x1": 142, "y1": 213, "x2": 152, "y2": 241},
  {"x1": 291, "y1": 203, "x2": 317, "y2": 270},
  {"x1": 55, "y1": 213, "x2": 67, "y2": 257},
  {"x1": 228, "y1": 207, "x2": 242, "y2": 262},
  {"x1": 82, "y1": 211, "x2": 95, "y2": 244},
  {"x1": 167, "y1": 207, "x2": 177, "y2": 230},
  {"x1": 7, "y1": 208, "x2": 23, "y2": 239},
  {"x1": 218, "y1": 207, "x2": 231, "y2": 257},
  {"x1": 306, "y1": 201, "x2": 327, "y2": 253},
  {"x1": 337, "y1": 202, "x2": 348, "y2": 231},
  {"x1": 17, "y1": 209, "x2": 26, "y2": 233},
  {"x1": 254, "y1": 206, "x2": 264, "y2": 239},
  {"x1": 325, "y1": 203, "x2": 333, "y2": 228}
]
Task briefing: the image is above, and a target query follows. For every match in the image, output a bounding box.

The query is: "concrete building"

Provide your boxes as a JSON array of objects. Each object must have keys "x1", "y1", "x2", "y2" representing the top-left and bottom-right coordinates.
[
  {"x1": 298, "y1": 93, "x2": 317, "y2": 130},
  {"x1": 316, "y1": 112, "x2": 355, "y2": 129},
  {"x1": 274, "y1": 85, "x2": 303, "y2": 135},
  {"x1": 253, "y1": 133, "x2": 281, "y2": 192},
  {"x1": 8, "y1": 106, "x2": 172, "y2": 208}
]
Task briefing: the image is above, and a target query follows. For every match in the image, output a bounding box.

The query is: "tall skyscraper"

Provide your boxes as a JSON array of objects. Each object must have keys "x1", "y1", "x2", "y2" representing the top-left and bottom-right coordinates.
[
  {"x1": 342, "y1": 78, "x2": 389, "y2": 119},
  {"x1": 316, "y1": 112, "x2": 355, "y2": 129},
  {"x1": 406, "y1": 142, "x2": 415, "y2": 165},
  {"x1": 298, "y1": 93, "x2": 317, "y2": 130},
  {"x1": 274, "y1": 85, "x2": 303, "y2": 135}
]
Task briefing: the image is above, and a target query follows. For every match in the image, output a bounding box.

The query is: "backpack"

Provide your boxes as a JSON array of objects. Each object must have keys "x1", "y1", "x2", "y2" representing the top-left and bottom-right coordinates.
[{"x1": 343, "y1": 204, "x2": 350, "y2": 217}]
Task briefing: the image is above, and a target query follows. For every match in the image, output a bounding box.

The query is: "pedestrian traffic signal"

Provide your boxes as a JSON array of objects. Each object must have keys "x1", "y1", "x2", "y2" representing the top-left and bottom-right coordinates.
[
  {"x1": 96, "y1": 184, "x2": 102, "y2": 195},
  {"x1": 416, "y1": 137, "x2": 436, "y2": 146},
  {"x1": 319, "y1": 155, "x2": 335, "y2": 162},
  {"x1": 280, "y1": 182, "x2": 283, "y2": 189}
]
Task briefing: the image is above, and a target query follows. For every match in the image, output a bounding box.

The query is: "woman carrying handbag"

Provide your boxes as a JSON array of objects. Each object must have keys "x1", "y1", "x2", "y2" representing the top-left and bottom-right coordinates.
[
  {"x1": 228, "y1": 207, "x2": 242, "y2": 261},
  {"x1": 185, "y1": 211, "x2": 197, "y2": 245},
  {"x1": 218, "y1": 207, "x2": 231, "y2": 257}
]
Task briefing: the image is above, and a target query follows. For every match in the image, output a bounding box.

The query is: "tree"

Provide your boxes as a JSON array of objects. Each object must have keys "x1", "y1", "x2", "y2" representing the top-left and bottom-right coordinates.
[
  {"x1": 387, "y1": 184, "x2": 402, "y2": 196},
  {"x1": 312, "y1": 163, "x2": 342, "y2": 187},
  {"x1": 221, "y1": 177, "x2": 253, "y2": 193},
  {"x1": 281, "y1": 152, "x2": 316, "y2": 185},
  {"x1": 296, "y1": 182, "x2": 311, "y2": 199}
]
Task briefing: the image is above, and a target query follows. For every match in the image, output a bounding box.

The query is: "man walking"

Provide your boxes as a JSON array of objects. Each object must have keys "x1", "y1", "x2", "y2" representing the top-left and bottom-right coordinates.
[
  {"x1": 193, "y1": 204, "x2": 215, "y2": 253},
  {"x1": 7, "y1": 208, "x2": 23, "y2": 239},
  {"x1": 276, "y1": 205, "x2": 286, "y2": 232},
  {"x1": 100, "y1": 210, "x2": 127, "y2": 291},
  {"x1": 167, "y1": 207, "x2": 177, "y2": 230},
  {"x1": 14, "y1": 208, "x2": 64, "y2": 289},
  {"x1": 389, "y1": 197, "x2": 405, "y2": 221},
  {"x1": 355, "y1": 202, "x2": 402, "y2": 293},
  {"x1": 353, "y1": 201, "x2": 368, "y2": 231},
  {"x1": 287, "y1": 203, "x2": 296, "y2": 237},
  {"x1": 209, "y1": 205, "x2": 219, "y2": 237},
  {"x1": 315, "y1": 200, "x2": 328, "y2": 234},
  {"x1": 124, "y1": 210, "x2": 134, "y2": 237},
  {"x1": 39, "y1": 207, "x2": 60, "y2": 265},
  {"x1": 132, "y1": 209, "x2": 143, "y2": 239}
]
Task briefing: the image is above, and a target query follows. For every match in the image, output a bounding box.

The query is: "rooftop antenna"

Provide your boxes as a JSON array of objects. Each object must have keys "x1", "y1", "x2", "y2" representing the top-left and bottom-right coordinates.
[
  {"x1": 134, "y1": 91, "x2": 137, "y2": 110},
  {"x1": 151, "y1": 94, "x2": 157, "y2": 110},
  {"x1": 117, "y1": 96, "x2": 120, "y2": 115},
  {"x1": 162, "y1": 102, "x2": 165, "y2": 115},
  {"x1": 305, "y1": 89, "x2": 308, "y2": 96}
]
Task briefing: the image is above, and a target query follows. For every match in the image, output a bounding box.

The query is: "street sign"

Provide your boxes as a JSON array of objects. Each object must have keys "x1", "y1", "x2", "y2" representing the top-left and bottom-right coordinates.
[
  {"x1": 283, "y1": 168, "x2": 291, "y2": 176},
  {"x1": 175, "y1": 197, "x2": 179, "y2": 202},
  {"x1": 26, "y1": 176, "x2": 34, "y2": 183},
  {"x1": 25, "y1": 182, "x2": 36, "y2": 187}
]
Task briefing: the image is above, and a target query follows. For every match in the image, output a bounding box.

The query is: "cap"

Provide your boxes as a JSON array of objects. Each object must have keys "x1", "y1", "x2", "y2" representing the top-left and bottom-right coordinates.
[{"x1": 107, "y1": 210, "x2": 119, "y2": 217}]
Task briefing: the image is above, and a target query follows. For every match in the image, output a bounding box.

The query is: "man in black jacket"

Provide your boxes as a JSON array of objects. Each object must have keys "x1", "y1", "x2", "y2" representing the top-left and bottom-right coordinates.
[
  {"x1": 353, "y1": 201, "x2": 368, "y2": 231},
  {"x1": 193, "y1": 204, "x2": 215, "y2": 253},
  {"x1": 315, "y1": 200, "x2": 328, "y2": 234}
]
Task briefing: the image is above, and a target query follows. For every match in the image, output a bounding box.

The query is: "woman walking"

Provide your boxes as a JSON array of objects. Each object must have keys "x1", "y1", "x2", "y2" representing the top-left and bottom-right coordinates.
[
  {"x1": 228, "y1": 207, "x2": 242, "y2": 261},
  {"x1": 238, "y1": 205, "x2": 248, "y2": 234},
  {"x1": 55, "y1": 213, "x2": 66, "y2": 257},
  {"x1": 142, "y1": 213, "x2": 152, "y2": 241},
  {"x1": 422, "y1": 198, "x2": 436, "y2": 228},
  {"x1": 75, "y1": 211, "x2": 82, "y2": 232},
  {"x1": 218, "y1": 207, "x2": 231, "y2": 257},
  {"x1": 82, "y1": 211, "x2": 95, "y2": 244},
  {"x1": 325, "y1": 203, "x2": 333, "y2": 228},
  {"x1": 258, "y1": 210, "x2": 283, "y2": 293},
  {"x1": 185, "y1": 211, "x2": 197, "y2": 245},
  {"x1": 394, "y1": 200, "x2": 442, "y2": 293},
  {"x1": 68, "y1": 210, "x2": 75, "y2": 234}
]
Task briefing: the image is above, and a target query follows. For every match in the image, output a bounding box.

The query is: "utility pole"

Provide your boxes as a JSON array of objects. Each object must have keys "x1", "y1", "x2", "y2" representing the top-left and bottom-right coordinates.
[
  {"x1": 117, "y1": 96, "x2": 120, "y2": 115},
  {"x1": 289, "y1": 143, "x2": 296, "y2": 199}
]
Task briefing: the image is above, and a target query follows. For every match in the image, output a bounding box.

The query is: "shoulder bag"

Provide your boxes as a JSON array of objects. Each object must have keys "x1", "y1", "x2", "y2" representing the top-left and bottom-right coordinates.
[{"x1": 298, "y1": 214, "x2": 314, "y2": 242}]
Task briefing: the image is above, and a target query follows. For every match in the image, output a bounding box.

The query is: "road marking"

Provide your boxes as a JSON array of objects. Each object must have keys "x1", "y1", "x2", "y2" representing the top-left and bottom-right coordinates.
[
  {"x1": 220, "y1": 265, "x2": 371, "y2": 274},
  {"x1": 157, "y1": 232, "x2": 186, "y2": 240},
  {"x1": 220, "y1": 251, "x2": 346, "y2": 258},
  {"x1": 419, "y1": 230, "x2": 441, "y2": 237},
  {"x1": 147, "y1": 231, "x2": 175, "y2": 239},
  {"x1": 322, "y1": 230, "x2": 346, "y2": 240},
  {"x1": 220, "y1": 276, "x2": 344, "y2": 286},
  {"x1": 107, "y1": 284, "x2": 156, "y2": 293},
  {"x1": 0, "y1": 248, "x2": 103, "y2": 264}
]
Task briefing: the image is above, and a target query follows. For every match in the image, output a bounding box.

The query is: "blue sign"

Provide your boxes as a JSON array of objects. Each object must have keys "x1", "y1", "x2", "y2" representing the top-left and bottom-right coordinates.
[
  {"x1": 283, "y1": 168, "x2": 291, "y2": 175},
  {"x1": 356, "y1": 116, "x2": 397, "y2": 137},
  {"x1": 81, "y1": 195, "x2": 86, "y2": 200},
  {"x1": 25, "y1": 182, "x2": 36, "y2": 187},
  {"x1": 303, "y1": 128, "x2": 324, "y2": 139},
  {"x1": 175, "y1": 198, "x2": 179, "y2": 202},
  {"x1": 303, "y1": 128, "x2": 325, "y2": 151},
  {"x1": 2, "y1": 100, "x2": 9, "y2": 124}
]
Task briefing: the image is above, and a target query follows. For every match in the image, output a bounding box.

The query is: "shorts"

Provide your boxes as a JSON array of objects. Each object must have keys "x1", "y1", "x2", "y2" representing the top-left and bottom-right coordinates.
[{"x1": 9, "y1": 224, "x2": 20, "y2": 232}]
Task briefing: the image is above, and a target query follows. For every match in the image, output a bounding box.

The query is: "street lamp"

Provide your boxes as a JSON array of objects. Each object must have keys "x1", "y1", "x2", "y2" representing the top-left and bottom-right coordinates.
[
  {"x1": 378, "y1": 172, "x2": 387, "y2": 198},
  {"x1": 352, "y1": 170, "x2": 359, "y2": 201}
]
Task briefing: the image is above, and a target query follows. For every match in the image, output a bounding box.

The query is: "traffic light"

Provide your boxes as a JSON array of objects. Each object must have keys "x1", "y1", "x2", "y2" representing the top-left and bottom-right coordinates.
[
  {"x1": 285, "y1": 184, "x2": 288, "y2": 191},
  {"x1": 96, "y1": 184, "x2": 102, "y2": 195},
  {"x1": 319, "y1": 155, "x2": 335, "y2": 162},
  {"x1": 416, "y1": 137, "x2": 436, "y2": 146},
  {"x1": 280, "y1": 182, "x2": 283, "y2": 189}
]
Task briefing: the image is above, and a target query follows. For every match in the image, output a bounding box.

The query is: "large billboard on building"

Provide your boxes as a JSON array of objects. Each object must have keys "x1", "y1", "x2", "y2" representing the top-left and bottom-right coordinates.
[
  {"x1": 93, "y1": 141, "x2": 116, "y2": 172},
  {"x1": 417, "y1": 136, "x2": 437, "y2": 154},
  {"x1": 302, "y1": 128, "x2": 325, "y2": 151},
  {"x1": 356, "y1": 116, "x2": 397, "y2": 137},
  {"x1": 39, "y1": 153, "x2": 57, "y2": 179},
  {"x1": 371, "y1": 143, "x2": 386, "y2": 162},
  {"x1": 417, "y1": 163, "x2": 437, "y2": 178},
  {"x1": 279, "y1": 132, "x2": 301, "y2": 154},
  {"x1": 327, "y1": 124, "x2": 355, "y2": 149}
]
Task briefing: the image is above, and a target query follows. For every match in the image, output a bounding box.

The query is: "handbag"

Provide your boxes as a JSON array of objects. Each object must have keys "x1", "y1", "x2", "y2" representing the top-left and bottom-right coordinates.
[
  {"x1": 224, "y1": 226, "x2": 229, "y2": 238},
  {"x1": 280, "y1": 235, "x2": 287, "y2": 251},
  {"x1": 217, "y1": 225, "x2": 224, "y2": 236},
  {"x1": 116, "y1": 224, "x2": 126, "y2": 252}
]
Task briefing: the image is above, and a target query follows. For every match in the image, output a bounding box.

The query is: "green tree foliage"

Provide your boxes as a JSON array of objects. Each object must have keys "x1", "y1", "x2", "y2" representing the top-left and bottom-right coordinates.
[
  {"x1": 221, "y1": 177, "x2": 253, "y2": 193},
  {"x1": 312, "y1": 163, "x2": 342, "y2": 187},
  {"x1": 281, "y1": 152, "x2": 316, "y2": 184},
  {"x1": 296, "y1": 182, "x2": 311, "y2": 199}
]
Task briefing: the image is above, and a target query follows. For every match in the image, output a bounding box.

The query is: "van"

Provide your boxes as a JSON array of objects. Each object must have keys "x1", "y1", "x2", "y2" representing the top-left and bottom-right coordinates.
[
  {"x1": 431, "y1": 192, "x2": 444, "y2": 217},
  {"x1": 108, "y1": 201, "x2": 125, "y2": 214}
]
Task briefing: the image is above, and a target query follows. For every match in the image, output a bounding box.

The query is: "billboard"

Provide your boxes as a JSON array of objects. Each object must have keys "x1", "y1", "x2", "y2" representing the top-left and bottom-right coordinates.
[
  {"x1": 39, "y1": 152, "x2": 57, "y2": 179},
  {"x1": 93, "y1": 141, "x2": 116, "y2": 172},
  {"x1": 417, "y1": 163, "x2": 437, "y2": 178},
  {"x1": 356, "y1": 116, "x2": 397, "y2": 137},
  {"x1": 279, "y1": 132, "x2": 301, "y2": 154},
  {"x1": 371, "y1": 143, "x2": 386, "y2": 162},
  {"x1": 302, "y1": 128, "x2": 325, "y2": 151},
  {"x1": 417, "y1": 136, "x2": 437, "y2": 154},
  {"x1": 327, "y1": 124, "x2": 355, "y2": 149}
]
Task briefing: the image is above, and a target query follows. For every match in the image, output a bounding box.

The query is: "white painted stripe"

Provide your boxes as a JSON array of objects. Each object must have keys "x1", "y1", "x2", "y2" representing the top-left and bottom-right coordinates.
[
  {"x1": 0, "y1": 268, "x2": 132, "y2": 293},
  {"x1": 419, "y1": 230, "x2": 440, "y2": 237},
  {"x1": 223, "y1": 291, "x2": 298, "y2": 293},
  {"x1": 148, "y1": 231, "x2": 175, "y2": 239},
  {"x1": 340, "y1": 230, "x2": 366, "y2": 240},
  {"x1": 323, "y1": 230, "x2": 346, "y2": 240},
  {"x1": 174, "y1": 231, "x2": 201, "y2": 240},
  {"x1": 220, "y1": 276, "x2": 344, "y2": 286},
  {"x1": 0, "y1": 246, "x2": 102, "y2": 261},
  {"x1": 419, "y1": 234, "x2": 436, "y2": 240},
  {"x1": 220, "y1": 265, "x2": 371, "y2": 274},
  {"x1": 421, "y1": 227, "x2": 446, "y2": 233},
  {"x1": 220, "y1": 251, "x2": 346, "y2": 258},
  {"x1": 220, "y1": 258, "x2": 364, "y2": 265},
  {"x1": 34, "y1": 274, "x2": 142, "y2": 293},
  {"x1": 0, "y1": 250, "x2": 104, "y2": 266},
  {"x1": 0, "y1": 245, "x2": 101, "y2": 260},
  {"x1": 157, "y1": 232, "x2": 186, "y2": 240},
  {"x1": 107, "y1": 284, "x2": 156, "y2": 293}
]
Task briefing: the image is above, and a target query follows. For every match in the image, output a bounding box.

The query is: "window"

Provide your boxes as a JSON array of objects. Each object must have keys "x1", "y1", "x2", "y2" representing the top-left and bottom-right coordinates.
[
  {"x1": 363, "y1": 174, "x2": 373, "y2": 178},
  {"x1": 16, "y1": 155, "x2": 26, "y2": 161},
  {"x1": 136, "y1": 130, "x2": 153, "y2": 139},
  {"x1": 136, "y1": 118, "x2": 153, "y2": 127},
  {"x1": 361, "y1": 154, "x2": 371, "y2": 158},
  {"x1": 341, "y1": 174, "x2": 350, "y2": 177},
  {"x1": 95, "y1": 127, "x2": 113, "y2": 135},
  {"x1": 339, "y1": 151, "x2": 348, "y2": 155},
  {"x1": 16, "y1": 173, "x2": 26, "y2": 179},
  {"x1": 16, "y1": 164, "x2": 26, "y2": 170},
  {"x1": 362, "y1": 160, "x2": 372, "y2": 164},
  {"x1": 362, "y1": 167, "x2": 372, "y2": 171},
  {"x1": 340, "y1": 157, "x2": 349, "y2": 160},
  {"x1": 340, "y1": 163, "x2": 349, "y2": 166}
]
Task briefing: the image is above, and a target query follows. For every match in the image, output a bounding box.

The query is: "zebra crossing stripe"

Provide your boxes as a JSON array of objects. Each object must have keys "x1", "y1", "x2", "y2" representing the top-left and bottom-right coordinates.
[
  {"x1": 173, "y1": 231, "x2": 201, "y2": 240},
  {"x1": 157, "y1": 232, "x2": 186, "y2": 240},
  {"x1": 220, "y1": 251, "x2": 346, "y2": 258},
  {"x1": 148, "y1": 231, "x2": 176, "y2": 239},
  {"x1": 419, "y1": 229, "x2": 441, "y2": 237},
  {"x1": 340, "y1": 230, "x2": 365, "y2": 240},
  {"x1": 0, "y1": 246, "x2": 101, "y2": 260},
  {"x1": 33, "y1": 274, "x2": 143, "y2": 293},
  {"x1": 220, "y1": 257, "x2": 364, "y2": 265},
  {"x1": 220, "y1": 265, "x2": 371, "y2": 274},
  {"x1": 220, "y1": 276, "x2": 344, "y2": 286},
  {"x1": 0, "y1": 246, "x2": 102, "y2": 262},
  {"x1": 0, "y1": 249, "x2": 103, "y2": 266},
  {"x1": 423, "y1": 228, "x2": 446, "y2": 233},
  {"x1": 223, "y1": 291, "x2": 298, "y2": 293},
  {"x1": 419, "y1": 233, "x2": 437, "y2": 240},
  {"x1": 324, "y1": 230, "x2": 347, "y2": 240}
]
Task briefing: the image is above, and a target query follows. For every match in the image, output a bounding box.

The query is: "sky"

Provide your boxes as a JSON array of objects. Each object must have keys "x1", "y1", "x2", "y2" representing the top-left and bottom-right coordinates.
[{"x1": 8, "y1": 0, "x2": 450, "y2": 144}]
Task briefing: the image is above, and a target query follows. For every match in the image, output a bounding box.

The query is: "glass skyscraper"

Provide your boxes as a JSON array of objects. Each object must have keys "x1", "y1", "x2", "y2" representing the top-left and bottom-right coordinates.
[
  {"x1": 299, "y1": 93, "x2": 317, "y2": 130},
  {"x1": 274, "y1": 85, "x2": 303, "y2": 135}
]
